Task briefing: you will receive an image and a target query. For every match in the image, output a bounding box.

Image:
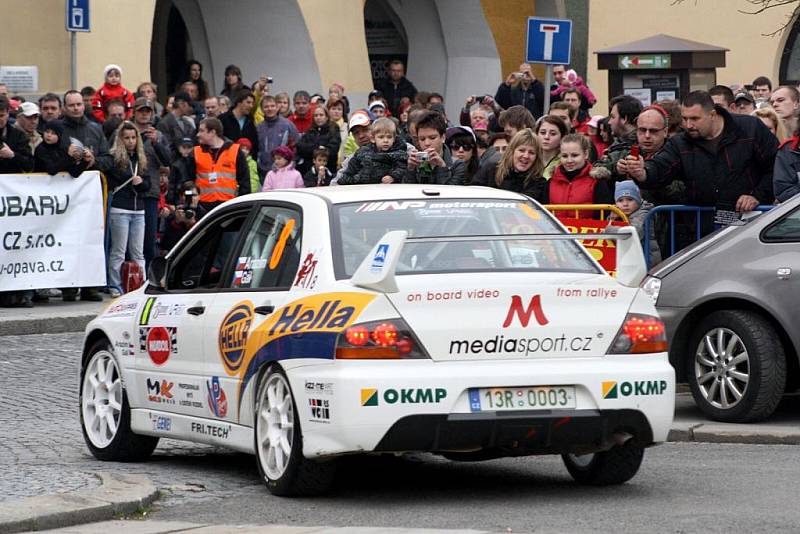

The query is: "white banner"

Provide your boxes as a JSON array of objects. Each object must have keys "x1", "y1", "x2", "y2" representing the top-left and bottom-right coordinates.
[{"x1": 0, "y1": 171, "x2": 106, "y2": 291}]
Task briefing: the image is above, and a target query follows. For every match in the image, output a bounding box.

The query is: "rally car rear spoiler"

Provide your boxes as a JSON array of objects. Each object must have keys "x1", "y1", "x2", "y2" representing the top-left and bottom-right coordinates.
[{"x1": 349, "y1": 226, "x2": 646, "y2": 293}]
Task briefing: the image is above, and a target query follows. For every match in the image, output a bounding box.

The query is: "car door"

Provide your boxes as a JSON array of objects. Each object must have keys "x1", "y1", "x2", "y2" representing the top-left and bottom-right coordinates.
[
  {"x1": 202, "y1": 202, "x2": 303, "y2": 424},
  {"x1": 759, "y1": 206, "x2": 800, "y2": 349},
  {"x1": 131, "y1": 204, "x2": 254, "y2": 418}
]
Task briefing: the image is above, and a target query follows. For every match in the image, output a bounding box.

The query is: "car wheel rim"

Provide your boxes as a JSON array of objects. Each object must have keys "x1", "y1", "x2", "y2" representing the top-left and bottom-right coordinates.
[
  {"x1": 257, "y1": 373, "x2": 294, "y2": 480},
  {"x1": 568, "y1": 453, "x2": 595, "y2": 468},
  {"x1": 81, "y1": 350, "x2": 123, "y2": 448},
  {"x1": 694, "y1": 327, "x2": 750, "y2": 410}
]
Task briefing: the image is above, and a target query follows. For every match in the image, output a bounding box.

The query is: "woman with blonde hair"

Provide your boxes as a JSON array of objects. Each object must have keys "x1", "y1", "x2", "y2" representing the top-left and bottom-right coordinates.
[
  {"x1": 107, "y1": 121, "x2": 156, "y2": 295},
  {"x1": 752, "y1": 107, "x2": 788, "y2": 141},
  {"x1": 470, "y1": 128, "x2": 546, "y2": 201}
]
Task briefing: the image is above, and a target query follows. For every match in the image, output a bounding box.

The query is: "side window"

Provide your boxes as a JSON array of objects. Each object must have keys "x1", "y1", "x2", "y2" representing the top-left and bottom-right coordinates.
[
  {"x1": 228, "y1": 205, "x2": 302, "y2": 290},
  {"x1": 167, "y1": 210, "x2": 250, "y2": 291},
  {"x1": 762, "y1": 208, "x2": 800, "y2": 242}
]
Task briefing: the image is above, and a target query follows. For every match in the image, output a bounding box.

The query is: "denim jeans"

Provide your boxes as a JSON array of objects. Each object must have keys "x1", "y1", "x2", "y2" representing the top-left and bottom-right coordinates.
[
  {"x1": 143, "y1": 197, "x2": 160, "y2": 270},
  {"x1": 108, "y1": 210, "x2": 145, "y2": 290}
]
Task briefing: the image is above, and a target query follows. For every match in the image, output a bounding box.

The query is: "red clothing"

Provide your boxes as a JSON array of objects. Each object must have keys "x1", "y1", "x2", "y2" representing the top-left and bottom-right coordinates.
[
  {"x1": 589, "y1": 135, "x2": 608, "y2": 160},
  {"x1": 573, "y1": 117, "x2": 590, "y2": 134},
  {"x1": 548, "y1": 163, "x2": 598, "y2": 219},
  {"x1": 91, "y1": 82, "x2": 135, "y2": 122},
  {"x1": 289, "y1": 111, "x2": 313, "y2": 134}
]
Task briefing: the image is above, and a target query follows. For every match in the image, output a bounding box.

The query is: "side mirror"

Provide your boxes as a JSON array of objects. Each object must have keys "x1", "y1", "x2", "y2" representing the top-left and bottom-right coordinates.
[
  {"x1": 147, "y1": 256, "x2": 168, "y2": 290},
  {"x1": 606, "y1": 225, "x2": 646, "y2": 287}
]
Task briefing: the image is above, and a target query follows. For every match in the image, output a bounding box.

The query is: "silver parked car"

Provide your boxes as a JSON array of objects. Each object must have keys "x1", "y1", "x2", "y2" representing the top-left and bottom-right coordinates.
[{"x1": 640, "y1": 196, "x2": 800, "y2": 423}]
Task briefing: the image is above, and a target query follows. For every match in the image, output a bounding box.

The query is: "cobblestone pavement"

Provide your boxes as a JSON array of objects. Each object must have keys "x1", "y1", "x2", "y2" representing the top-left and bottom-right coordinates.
[{"x1": 0, "y1": 332, "x2": 261, "y2": 504}]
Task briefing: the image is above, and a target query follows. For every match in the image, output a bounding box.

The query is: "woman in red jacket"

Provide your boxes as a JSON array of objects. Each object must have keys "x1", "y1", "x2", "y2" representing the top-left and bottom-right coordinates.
[{"x1": 545, "y1": 133, "x2": 613, "y2": 218}]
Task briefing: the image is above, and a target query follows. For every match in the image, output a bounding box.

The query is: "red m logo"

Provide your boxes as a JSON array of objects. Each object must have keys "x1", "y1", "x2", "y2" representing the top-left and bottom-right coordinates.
[{"x1": 502, "y1": 295, "x2": 549, "y2": 327}]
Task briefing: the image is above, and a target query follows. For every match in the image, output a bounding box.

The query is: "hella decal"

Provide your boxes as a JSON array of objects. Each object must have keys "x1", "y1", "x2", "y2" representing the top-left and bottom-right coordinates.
[{"x1": 219, "y1": 301, "x2": 254, "y2": 375}]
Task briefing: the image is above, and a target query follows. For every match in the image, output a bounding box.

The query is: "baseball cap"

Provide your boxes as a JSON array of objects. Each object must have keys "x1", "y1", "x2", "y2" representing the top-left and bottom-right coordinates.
[
  {"x1": 368, "y1": 100, "x2": 385, "y2": 111},
  {"x1": 368, "y1": 89, "x2": 384, "y2": 100},
  {"x1": 588, "y1": 114, "x2": 604, "y2": 129},
  {"x1": 134, "y1": 97, "x2": 153, "y2": 111},
  {"x1": 734, "y1": 92, "x2": 755, "y2": 104},
  {"x1": 19, "y1": 102, "x2": 40, "y2": 117},
  {"x1": 348, "y1": 110, "x2": 372, "y2": 130},
  {"x1": 178, "y1": 137, "x2": 194, "y2": 147}
]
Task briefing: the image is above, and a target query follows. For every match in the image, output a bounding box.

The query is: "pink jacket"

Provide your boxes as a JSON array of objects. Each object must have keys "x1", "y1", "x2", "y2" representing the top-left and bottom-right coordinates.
[
  {"x1": 262, "y1": 164, "x2": 304, "y2": 191},
  {"x1": 550, "y1": 76, "x2": 596, "y2": 107}
]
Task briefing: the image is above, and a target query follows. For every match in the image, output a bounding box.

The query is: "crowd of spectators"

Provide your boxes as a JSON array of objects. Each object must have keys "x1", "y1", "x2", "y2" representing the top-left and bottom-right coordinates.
[{"x1": 0, "y1": 57, "x2": 796, "y2": 307}]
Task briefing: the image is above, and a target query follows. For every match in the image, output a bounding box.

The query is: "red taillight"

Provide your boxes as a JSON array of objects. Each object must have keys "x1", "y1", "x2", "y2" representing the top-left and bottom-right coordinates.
[
  {"x1": 345, "y1": 325, "x2": 369, "y2": 346},
  {"x1": 608, "y1": 313, "x2": 668, "y2": 354},
  {"x1": 336, "y1": 319, "x2": 428, "y2": 360}
]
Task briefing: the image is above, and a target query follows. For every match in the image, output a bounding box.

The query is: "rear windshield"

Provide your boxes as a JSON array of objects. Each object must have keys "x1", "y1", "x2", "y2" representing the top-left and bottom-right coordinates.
[{"x1": 332, "y1": 199, "x2": 599, "y2": 277}]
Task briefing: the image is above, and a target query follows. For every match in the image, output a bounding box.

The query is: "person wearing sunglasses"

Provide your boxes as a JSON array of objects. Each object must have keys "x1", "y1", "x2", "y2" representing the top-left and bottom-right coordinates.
[{"x1": 446, "y1": 126, "x2": 480, "y2": 183}]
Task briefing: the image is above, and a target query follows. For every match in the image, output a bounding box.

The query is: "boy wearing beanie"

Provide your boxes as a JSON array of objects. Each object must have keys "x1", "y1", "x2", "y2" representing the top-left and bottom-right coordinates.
[
  {"x1": 613, "y1": 180, "x2": 661, "y2": 265},
  {"x1": 91, "y1": 64, "x2": 135, "y2": 122}
]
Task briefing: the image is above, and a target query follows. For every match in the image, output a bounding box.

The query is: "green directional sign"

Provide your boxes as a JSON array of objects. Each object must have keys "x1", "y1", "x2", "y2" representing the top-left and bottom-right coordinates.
[{"x1": 618, "y1": 54, "x2": 671, "y2": 69}]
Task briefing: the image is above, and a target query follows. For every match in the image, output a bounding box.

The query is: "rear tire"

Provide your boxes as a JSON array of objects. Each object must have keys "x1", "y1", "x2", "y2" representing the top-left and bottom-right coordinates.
[
  {"x1": 253, "y1": 365, "x2": 336, "y2": 496},
  {"x1": 562, "y1": 442, "x2": 644, "y2": 485},
  {"x1": 687, "y1": 310, "x2": 785, "y2": 423},
  {"x1": 80, "y1": 340, "x2": 158, "y2": 461}
]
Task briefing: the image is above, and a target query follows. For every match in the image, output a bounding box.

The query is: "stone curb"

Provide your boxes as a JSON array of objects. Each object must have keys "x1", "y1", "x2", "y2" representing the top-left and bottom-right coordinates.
[
  {"x1": 668, "y1": 426, "x2": 800, "y2": 445},
  {"x1": 0, "y1": 315, "x2": 95, "y2": 336},
  {"x1": 0, "y1": 472, "x2": 159, "y2": 533}
]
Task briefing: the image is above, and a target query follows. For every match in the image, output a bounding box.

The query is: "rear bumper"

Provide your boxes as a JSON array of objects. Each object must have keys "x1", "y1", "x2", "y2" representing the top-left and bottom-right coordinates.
[
  {"x1": 284, "y1": 354, "x2": 675, "y2": 458},
  {"x1": 375, "y1": 409, "x2": 652, "y2": 456}
]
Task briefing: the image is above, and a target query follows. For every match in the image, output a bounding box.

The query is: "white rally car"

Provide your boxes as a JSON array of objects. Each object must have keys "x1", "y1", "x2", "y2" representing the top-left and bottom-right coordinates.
[{"x1": 80, "y1": 185, "x2": 674, "y2": 495}]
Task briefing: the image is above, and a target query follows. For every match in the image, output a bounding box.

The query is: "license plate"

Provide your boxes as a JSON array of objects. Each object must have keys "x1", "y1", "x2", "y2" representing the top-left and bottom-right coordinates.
[{"x1": 469, "y1": 386, "x2": 576, "y2": 412}]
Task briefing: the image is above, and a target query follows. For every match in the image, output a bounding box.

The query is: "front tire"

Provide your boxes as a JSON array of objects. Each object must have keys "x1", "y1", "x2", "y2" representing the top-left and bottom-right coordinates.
[
  {"x1": 687, "y1": 310, "x2": 785, "y2": 423},
  {"x1": 80, "y1": 339, "x2": 158, "y2": 461},
  {"x1": 254, "y1": 365, "x2": 336, "y2": 496},
  {"x1": 562, "y1": 442, "x2": 644, "y2": 485}
]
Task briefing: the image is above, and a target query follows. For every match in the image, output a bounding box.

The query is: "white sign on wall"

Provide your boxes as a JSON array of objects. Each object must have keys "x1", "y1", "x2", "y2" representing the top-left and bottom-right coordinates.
[{"x1": 0, "y1": 66, "x2": 39, "y2": 93}]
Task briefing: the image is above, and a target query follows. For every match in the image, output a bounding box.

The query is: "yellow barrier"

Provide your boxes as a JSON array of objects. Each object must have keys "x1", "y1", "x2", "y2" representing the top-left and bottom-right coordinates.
[{"x1": 543, "y1": 204, "x2": 629, "y2": 223}]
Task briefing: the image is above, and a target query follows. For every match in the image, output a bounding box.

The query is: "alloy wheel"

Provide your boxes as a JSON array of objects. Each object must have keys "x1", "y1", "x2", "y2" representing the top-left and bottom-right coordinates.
[
  {"x1": 81, "y1": 350, "x2": 123, "y2": 448},
  {"x1": 694, "y1": 327, "x2": 750, "y2": 409},
  {"x1": 257, "y1": 373, "x2": 295, "y2": 480}
]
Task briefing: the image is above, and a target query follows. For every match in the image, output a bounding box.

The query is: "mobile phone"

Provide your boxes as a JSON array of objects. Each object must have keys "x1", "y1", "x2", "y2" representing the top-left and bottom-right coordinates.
[
  {"x1": 266, "y1": 77, "x2": 274, "y2": 84},
  {"x1": 629, "y1": 145, "x2": 640, "y2": 158}
]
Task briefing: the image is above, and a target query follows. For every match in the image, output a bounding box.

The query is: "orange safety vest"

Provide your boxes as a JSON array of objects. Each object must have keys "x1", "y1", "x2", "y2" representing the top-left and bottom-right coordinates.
[{"x1": 194, "y1": 143, "x2": 240, "y2": 203}]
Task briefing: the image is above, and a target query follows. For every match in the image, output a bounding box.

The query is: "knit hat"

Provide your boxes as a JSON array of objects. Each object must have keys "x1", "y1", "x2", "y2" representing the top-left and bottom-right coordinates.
[
  {"x1": 368, "y1": 100, "x2": 385, "y2": 112},
  {"x1": 271, "y1": 144, "x2": 294, "y2": 162},
  {"x1": 614, "y1": 180, "x2": 642, "y2": 205},
  {"x1": 104, "y1": 64, "x2": 122, "y2": 79},
  {"x1": 43, "y1": 120, "x2": 63, "y2": 138},
  {"x1": 588, "y1": 115, "x2": 604, "y2": 129},
  {"x1": 236, "y1": 137, "x2": 252, "y2": 150}
]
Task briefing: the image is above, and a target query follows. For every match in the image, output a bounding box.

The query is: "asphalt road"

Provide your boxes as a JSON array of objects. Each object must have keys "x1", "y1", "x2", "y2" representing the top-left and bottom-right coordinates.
[{"x1": 3, "y1": 332, "x2": 798, "y2": 533}]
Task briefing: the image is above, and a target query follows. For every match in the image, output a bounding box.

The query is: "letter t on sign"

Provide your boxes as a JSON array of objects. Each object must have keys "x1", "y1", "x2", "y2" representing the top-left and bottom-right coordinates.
[{"x1": 539, "y1": 24, "x2": 559, "y2": 61}]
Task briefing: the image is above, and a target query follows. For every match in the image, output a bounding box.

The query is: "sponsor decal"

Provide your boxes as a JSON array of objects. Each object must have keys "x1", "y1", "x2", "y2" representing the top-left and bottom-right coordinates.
[
  {"x1": 191, "y1": 422, "x2": 231, "y2": 440},
  {"x1": 151, "y1": 301, "x2": 187, "y2": 319},
  {"x1": 105, "y1": 301, "x2": 138, "y2": 318},
  {"x1": 232, "y1": 257, "x2": 252, "y2": 287},
  {"x1": 355, "y1": 200, "x2": 427, "y2": 212},
  {"x1": 139, "y1": 326, "x2": 178, "y2": 366},
  {"x1": 404, "y1": 288, "x2": 500, "y2": 303},
  {"x1": 371, "y1": 243, "x2": 389, "y2": 273},
  {"x1": 139, "y1": 297, "x2": 156, "y2": 325},
  {"x1": 251, "y1": 258, "x2": 268, "y2": 269},
  {"x1": 503, "y1": 295, "x2": 549, "y2": 328},
  {"x1": 178, "y1": 381, "x2": 204, "y2": 409},
  {"x1": 305, "y1": 381, "x2": 334, "y2": 395},
  {"x1": 220, "y1": 292, "x2": 375, "y2": 413},
  {"x1": 114, "y1": 340, "x2": 135, "y2": 357},
  {"x1": 354, "y1": 201, "x2": 518, "y2": 213},
  {"x1": 308, "y1": 398, "x2": 330, "y2": 423},
  {"x1": 149, "y1": 414, "x2": 172, "y2": 432},
  {"x1": 219, "y1": 301, "x2": 254, "y2": 375},
  {"x1": 207, "y1": 376, "x2": 228, "y2": 418},
  {"x1": 602, "y1": 380, "x2": 668, "y2": 399},
  {"x1": 449, "y1": 334, "x2": 593, "y2": 356},
  {"x1": 360, "y1": 388, "x2": 447, "y2": 406},
  {"x1": 147, "y1": 378, "x2": 175, "y2": 404},
  {"x1": 294, "y1": 252, "x2": 319, "y2": 289}
]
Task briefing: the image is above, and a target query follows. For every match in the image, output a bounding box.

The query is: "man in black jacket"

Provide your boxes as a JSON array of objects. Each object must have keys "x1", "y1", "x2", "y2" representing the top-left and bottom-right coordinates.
[
  {"x1": 219, "y1": 90, "x2": 258, "y2": 162},
  {"x1": 0, "y1": 96, "x2": 34, "y2": 173},
  {"x1": 60, "y1": 90, "x2": 113, "y2": 173},
  {"x1": 494, "y1": 63, "x2": 545, "y2": 120},
  {"x1": 376, "y1": 60, "x2": 418, "y2": 117},
  {"x1": 628, "y1": 91, "x2": 777, "y2": 211}
]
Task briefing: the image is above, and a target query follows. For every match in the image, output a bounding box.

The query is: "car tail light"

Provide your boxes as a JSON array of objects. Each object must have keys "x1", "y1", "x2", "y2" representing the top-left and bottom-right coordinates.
[
  {"x1": 608, "y1": 313, "x2": 667, "y2": 354},
  {"x1": 336, "y1": 319, "x2": 429, "y2": 360}
]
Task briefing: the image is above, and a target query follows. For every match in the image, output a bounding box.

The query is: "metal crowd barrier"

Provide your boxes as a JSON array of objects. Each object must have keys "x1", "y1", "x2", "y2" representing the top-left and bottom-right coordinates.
[{"x1": 642, "y1": 204, "x2": 774, "y2": 269}]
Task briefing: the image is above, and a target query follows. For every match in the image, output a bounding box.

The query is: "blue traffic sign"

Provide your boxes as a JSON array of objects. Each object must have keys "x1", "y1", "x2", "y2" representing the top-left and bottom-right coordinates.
[
  {"x1": 66, "y1": 0, "x2": 90, "y2": 32},
  {"x1": 526, "y1": 17, "x2": 572, "y2": 65}
]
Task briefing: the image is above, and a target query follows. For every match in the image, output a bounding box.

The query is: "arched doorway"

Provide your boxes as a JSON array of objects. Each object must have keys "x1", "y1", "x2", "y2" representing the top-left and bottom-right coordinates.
[
  {"x1": 363, "y1": 0, "x2": 409, "y2": 87},
  {"x1": 780, "y1": 17, "x2": 800, "y2": 84},
  {"x1": 150, "y1": 0, "x2": 193, "y2": 103}
]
